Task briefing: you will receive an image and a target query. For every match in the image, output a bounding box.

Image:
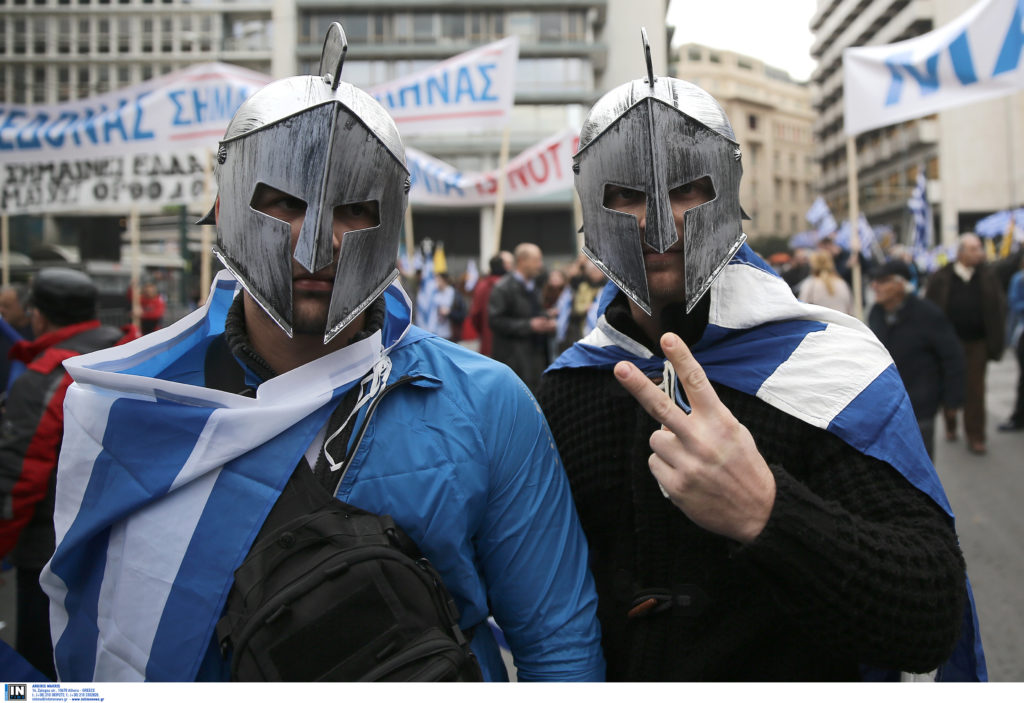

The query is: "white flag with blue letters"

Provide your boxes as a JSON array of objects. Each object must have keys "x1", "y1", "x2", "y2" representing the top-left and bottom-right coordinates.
[{"x1": 843, "y1": 0, "x2": 1024, "y2": 135}]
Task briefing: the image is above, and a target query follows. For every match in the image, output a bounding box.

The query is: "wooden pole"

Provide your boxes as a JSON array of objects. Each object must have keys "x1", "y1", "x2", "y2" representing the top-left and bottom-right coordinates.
[
  {"x1": 492, "y1": 127, "x2": 511, "y2": 256},
  {"x1": 846, "y1": 136, "x2": 863, "y2": 319},
  {"x1": 1, "y1": 213, "x2": 9, "y2": 288},
  {"x1": 404, "y1": 203, "x2": 415, "y2": 266},
  {"x1": 129, "y1": 208, "x2": 142, "y2": 331}
]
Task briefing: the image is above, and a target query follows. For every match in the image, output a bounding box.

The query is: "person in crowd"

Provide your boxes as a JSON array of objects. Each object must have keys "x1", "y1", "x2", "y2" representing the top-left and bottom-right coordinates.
[
  {"x1": 0, "y1": 269, "x2": 135, "y2": 680},
  {"x1": 425, "y1": 272, "x2": 456, "y2": 341},
  {"x1": 867, "y1": 260, "x2": 965, "y2": 458},
  {"x1": 488, "y1": 243, "x2": 557, "y2": 393},
  {"x1": 797, "y1": 250, "x2": 853, "y2": 315},
  {"x1": 561, "y1": 257, "x2": 607, "y2": 352},
  {"x1": 924, "y1": 232, "x2": 1006, "y2": 455},
  {"x1": 462, "y1": 251, "x2": 511, "y2": 357},
  {"x1": 781, "y1": 248, "x2": 811, "y2": 295},
  {"x1": 40, "y1": 27, "x2": 602, "y2": 682},
  {"x1": 998, "y1": 253, "x2": 1024, "y2": 432},
  {"x1": 0, "y1": 284, "x2": 34, "y2": 396},
  {"x1": 137, "y1": 281, "x2": 167, "y2": 334},
  {"x1": 537, "y1": 35, "x2": 983, "y2": 681}
]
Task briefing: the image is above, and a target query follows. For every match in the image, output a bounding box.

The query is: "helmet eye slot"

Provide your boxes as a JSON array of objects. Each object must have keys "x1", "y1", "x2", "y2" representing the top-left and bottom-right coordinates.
[
  {"x1": 668, "y1": 176, "x2": 716, "y2": 211},
  {"x1": 603, "y1": 184, "x2": 646, "y2": 214},
  {"x1": 334, "y1": 200, "x2": 381, "y2": 232},
  {"x1": 251, "y1": 183, "x2": 308, "y2": 223}
]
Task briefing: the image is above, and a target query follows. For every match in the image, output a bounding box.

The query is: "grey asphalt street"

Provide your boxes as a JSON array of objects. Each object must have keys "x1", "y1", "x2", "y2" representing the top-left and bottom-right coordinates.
[
  {"x1": 932, "y1": 352, "x2": 1024, "y2": 682},
  {"x1": 1, "y1": 353, "x2": 1021, "y2": 681}
]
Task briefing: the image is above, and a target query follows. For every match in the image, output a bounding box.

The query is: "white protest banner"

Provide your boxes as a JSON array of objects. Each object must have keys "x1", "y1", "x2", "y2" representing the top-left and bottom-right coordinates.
[
  {"x1": 0, "y1": 63, "x2": 270, "y2": 214},
  {"x1": 407, "y1": 129, "x2": 579, "y2": 207},
  {"x1": 370, "y1": 36, "x2": 519, "y2": 136},
  {"x1": 843, "y1": 0, "x2": 1024, "y2": 135}
]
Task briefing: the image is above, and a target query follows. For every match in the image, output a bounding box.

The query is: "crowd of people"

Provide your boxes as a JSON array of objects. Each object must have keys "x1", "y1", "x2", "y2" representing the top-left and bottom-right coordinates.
[{"x1": 0, "y1": 20, "x2": 1012, "y2": 684}]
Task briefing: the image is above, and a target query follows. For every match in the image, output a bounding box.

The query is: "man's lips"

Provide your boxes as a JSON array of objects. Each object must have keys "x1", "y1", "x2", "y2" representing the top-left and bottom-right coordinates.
[{"x1": 293, "y1": 274, "x2": 335, "y2": 292}]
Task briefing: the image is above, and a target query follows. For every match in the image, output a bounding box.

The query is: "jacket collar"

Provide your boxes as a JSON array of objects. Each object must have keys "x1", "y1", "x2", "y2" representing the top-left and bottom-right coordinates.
[{"x1": 9, "y1": 319, "x2": 101, "y2": 364}]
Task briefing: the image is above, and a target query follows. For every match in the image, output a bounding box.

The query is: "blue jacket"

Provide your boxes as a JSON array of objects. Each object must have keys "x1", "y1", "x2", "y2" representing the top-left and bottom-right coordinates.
[{"x1": 43, "y1": 273, "x2": 604, "y2": 682}]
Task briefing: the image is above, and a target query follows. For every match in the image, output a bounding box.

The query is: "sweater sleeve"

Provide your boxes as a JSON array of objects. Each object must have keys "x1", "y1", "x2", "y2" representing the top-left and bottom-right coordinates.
[{"x1": 736, "y1": 430, "x2": 967, "y2": 674}]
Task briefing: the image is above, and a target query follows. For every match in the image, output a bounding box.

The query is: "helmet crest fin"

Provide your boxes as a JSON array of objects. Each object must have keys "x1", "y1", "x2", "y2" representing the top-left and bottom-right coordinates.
[
  {"x1": 320, "y1": 22, "x2": 348, "y2": 91},
  {"x1": 641, "y1": 27, "x2": 656, "y2": 89}
]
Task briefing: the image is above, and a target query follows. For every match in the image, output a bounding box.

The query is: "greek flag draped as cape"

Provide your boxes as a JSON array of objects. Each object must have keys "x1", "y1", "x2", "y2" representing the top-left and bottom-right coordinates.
[
  {"x1": 41, "y1": 271, "x2": 423, "y2": 681},
  {"x1": 548, "y1": 244, "x2": 986, "y2": 682}
]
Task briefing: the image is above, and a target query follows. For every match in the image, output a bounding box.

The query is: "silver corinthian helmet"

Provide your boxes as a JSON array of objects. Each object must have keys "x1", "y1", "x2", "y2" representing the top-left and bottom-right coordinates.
[
  {"x1": 573, "y1": 28, "x2": 747, "y2": 315},
  {"x1": 198, "y1": 23, "x2": 410, "y2": 343}
]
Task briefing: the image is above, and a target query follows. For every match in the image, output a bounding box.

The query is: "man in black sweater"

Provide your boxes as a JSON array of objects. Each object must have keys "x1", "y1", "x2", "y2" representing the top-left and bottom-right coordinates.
[
  {"x1": 537, "y1": 34, "x2": 983, "y2": 681},
  {"x1": 868, "y1": 260, "x2": 965, "y2": 458}
]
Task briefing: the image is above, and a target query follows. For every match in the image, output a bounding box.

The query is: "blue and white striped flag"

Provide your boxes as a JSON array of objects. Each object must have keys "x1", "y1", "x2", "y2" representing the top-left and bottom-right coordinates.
[
  {"x1": 805, "y1": 196, "x2": 838, "y2": 238},
  {"x1": 554, "y1": 285, "x2": 573, "y2": 344},
  {"x1": 547, "y1": 244, "x2": 986, "y2": 682},
  {"x1": 908, "y1": 170, "x2": 931, "y2": 253},
  {"x1": 41, "y1": 270, "x2": 418, "y2": 681},
  {"x1": 416, "y1": 243, "x2": 436, "y2": 328},
  {"x1": 834, "y1": 214, "x2": 876, "y2": 256},
  {"x1": 464, "y1": 258, "x2": 479, "y2": 293}
]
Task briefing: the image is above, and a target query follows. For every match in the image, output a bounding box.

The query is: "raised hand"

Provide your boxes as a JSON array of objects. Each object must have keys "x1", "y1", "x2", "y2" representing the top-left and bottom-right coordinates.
[{"x1": 613, "y1": 332, "x2": 776, "y2": 543}]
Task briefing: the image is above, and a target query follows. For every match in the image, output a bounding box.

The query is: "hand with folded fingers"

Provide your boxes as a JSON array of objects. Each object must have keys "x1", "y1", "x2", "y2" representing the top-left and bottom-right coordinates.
[{"x1": 613, "y1": 332, "x2": 777, "y2": 543}]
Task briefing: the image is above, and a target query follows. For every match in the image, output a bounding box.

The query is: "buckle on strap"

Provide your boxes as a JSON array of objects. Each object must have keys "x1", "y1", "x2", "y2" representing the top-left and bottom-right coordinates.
[{"x1": 627, "y1": 585, "x2": 708, "y2": 619}]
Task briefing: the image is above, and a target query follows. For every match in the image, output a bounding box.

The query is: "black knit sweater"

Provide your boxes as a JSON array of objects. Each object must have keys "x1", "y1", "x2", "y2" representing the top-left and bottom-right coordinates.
[{"x1": 536, "y1": 296, "x2": 968, "y2": 681}]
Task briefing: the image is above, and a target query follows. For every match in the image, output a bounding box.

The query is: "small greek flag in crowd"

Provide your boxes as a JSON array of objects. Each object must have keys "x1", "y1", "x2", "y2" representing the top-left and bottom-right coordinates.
[
  {"x1": 805, "y1": 196, "x2": 838, "y2": 239},
  {"x1": 465, "y1": 258, "x2": 479, "y2": 293},
  {"x1": 834, "y1": 214, "x2": 876, "y2": 256},
  {"x1": 554, "y1": 285, "x2": 573, "y2": 344},
  {"x1": 908, "y1": 170, "x2": 931, "y2": 253},
  {"x1": 416, "y1": 242, "x2": 436, "y2": 328}
]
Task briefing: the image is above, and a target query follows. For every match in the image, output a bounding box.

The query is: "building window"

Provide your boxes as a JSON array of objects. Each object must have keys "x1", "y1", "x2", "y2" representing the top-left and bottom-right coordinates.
[
  {"x1": 413, "y1": 12, "x2": 434, "y2": 43},
  {"x1": 78, "y1": 18, "x2": 90, "y2": 54},
  {"x1": 688, "y1": 47, "x2": 701, "y2": 61},
  {"x1": 441, "y1": 13, "x2": 466, "y2": 41},
  {"x1": 539, "y1": 12, "x2": 563, "y2": 43},
  {"x1": 58, "y1": 18, "x2": 71, "y2": 54},
  {"x1": 161, "y1": 17, "x2": 173, "y2": 53},
  {"x1": 737, "y1": 58, "x2": 752, "y2": 70},
  {"x1": 339, "y1": 14, "x2": 369, "y2": 43},
  {"x1": 97, "y1": 19, "x2": 110, "y2": 53},
  {"x1": 748, "y1": 114, "x2": 757, "y2": 130},
  {"x1": 709, "y1": 52, "x2": 721, "y2": 63},
  {"x1": 117, "y1": 17, "x2": 131, "y2": 53},
  {"x1": 77, "y1": 66, "x2": 90, "y2": 98}
]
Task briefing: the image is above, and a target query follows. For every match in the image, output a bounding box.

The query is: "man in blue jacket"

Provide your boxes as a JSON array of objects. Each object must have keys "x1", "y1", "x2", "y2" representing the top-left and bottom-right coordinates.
[{"x1": 41, "y1": 25, "x2": 602, "y2": 682}]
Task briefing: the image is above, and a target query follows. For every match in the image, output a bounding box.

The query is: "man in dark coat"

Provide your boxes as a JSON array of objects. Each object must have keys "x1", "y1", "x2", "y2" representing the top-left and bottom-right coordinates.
[
  {"x1": 0, "y1": 269, "x2": 134, "y2": 679},
  {"x1": 868, "y1": 260, "x2": 965, "y2": 458},
  {"x1": 924, "y1": 233, "x2": 1006, "y2": 454},
  {"x1": 488, "y1": 243, "x2": 555, "y2": 392}
]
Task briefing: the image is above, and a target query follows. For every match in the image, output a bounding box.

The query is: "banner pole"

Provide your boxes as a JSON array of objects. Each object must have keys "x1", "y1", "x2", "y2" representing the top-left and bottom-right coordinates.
[
  {"x1": 129, "y1": 208, "x2": 142, "y2": 332},
  {"x1": 404, "y1": 203, "x2": 415, "y2": 267},
  {"x1": 846, "y1": 136, "x2": 863, "y2": 319},
  {"x1": 492, "y1": 127, "x2": 511, "y2": 256},
  {"x1": 1, "y1": 213, "x2": 9, "y2": 289}
]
